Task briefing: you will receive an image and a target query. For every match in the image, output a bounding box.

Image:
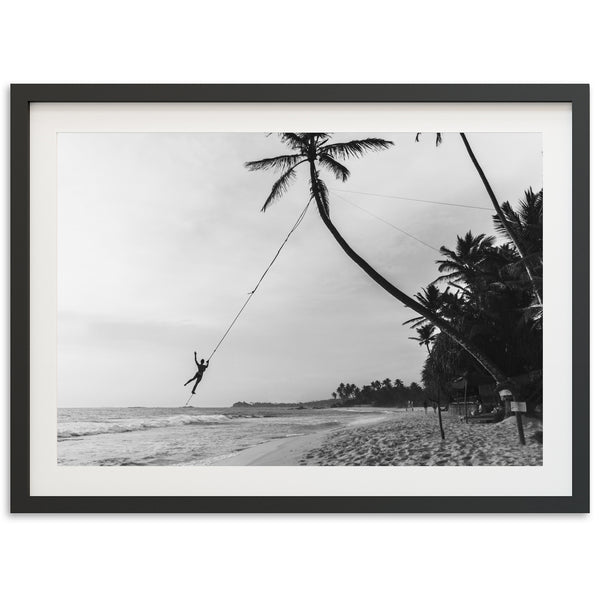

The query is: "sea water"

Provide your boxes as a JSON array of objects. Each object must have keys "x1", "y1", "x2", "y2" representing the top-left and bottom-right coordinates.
[{"x1": 57, "y1": 406, "x2": 383, "y2": 466}]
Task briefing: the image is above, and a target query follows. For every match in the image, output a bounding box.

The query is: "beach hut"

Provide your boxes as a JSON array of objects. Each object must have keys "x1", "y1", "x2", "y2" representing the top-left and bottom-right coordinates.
[
  {"x1": 448, "y1": 373, "x2": 480, "y2": 418},
  {"x1": 447, "y1": 371, "x2": 500, "y2": 418},
  {"x1": 448, "y1": 370, "x2": 542, "y2": 419}
]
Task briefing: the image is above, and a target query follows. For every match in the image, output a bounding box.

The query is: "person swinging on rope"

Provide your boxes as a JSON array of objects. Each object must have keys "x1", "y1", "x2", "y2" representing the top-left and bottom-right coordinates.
[{"x1": 184, "y1": 352, "x2": 209, "y2": 394}]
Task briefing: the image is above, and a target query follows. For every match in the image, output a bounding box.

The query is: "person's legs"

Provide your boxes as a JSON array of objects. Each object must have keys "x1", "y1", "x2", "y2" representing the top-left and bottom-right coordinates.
[
  {"x1": 184, "y1": 376, "x2": 195, "y2": 386},
  {"x1": 192, "y1": 376, "x2": 202, "y2": 394}
]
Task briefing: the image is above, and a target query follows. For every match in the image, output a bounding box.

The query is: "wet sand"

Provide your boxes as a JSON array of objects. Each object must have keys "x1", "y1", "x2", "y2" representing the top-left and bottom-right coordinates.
[{"x1": 212, "y1": 410, "x2": 393, "y2": 465}]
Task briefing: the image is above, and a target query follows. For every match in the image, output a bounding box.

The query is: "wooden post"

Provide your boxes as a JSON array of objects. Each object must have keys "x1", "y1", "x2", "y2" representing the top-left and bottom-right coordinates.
[
  {"x1": 499, "y1": 388, "x2": 526, "y2": 446},
  {"x1": 437, "y1": 387, "x2": 445, "y2": 440},
  {"x1": 515, "y1": 411, "x2": 526, "y2": 446}
]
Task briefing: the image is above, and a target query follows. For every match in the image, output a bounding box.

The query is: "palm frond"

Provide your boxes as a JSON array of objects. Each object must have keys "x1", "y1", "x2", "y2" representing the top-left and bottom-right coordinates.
[
  {"x1": 313, "y1": 133, "x2": 331, "y2": 145},
  {"x1": 414, "y1": 132, "x2": 443, "y2": 146},
  {"x1": 493, "y1": 202, "x2": 520, "y2": 238},
  {"x1": 494, "y1": 188, "x2": 543, "y2": 256},
  {"x1": 403, "y1": 315, "x2": 426, "y2": 327},
  {"x1": 320, "y1": 138, "x2": 393, "y2": 160},
  {"x1": 245, "y1": 154, "x2": 304, "y2": 172},
  {"x1": 318, "y1": 153, "x2": 350, "y2": 181},
  {"x1": 438, "y1": 245, "x2": 458, "y2": 261},
  {"x1": 261, "y1": 165, "x2": 298, "y2": 212},
  {"x1": 500, "y1": 252, "x2": 542, "y2": 272},
  {"x1": 433, "y1": 272, "x2": 463, "y2": 284},
  {"x1": 278, "y1": 133, "x2": 307, "y2": 150},
  {"x1": 520, "y1": 303, "x2": 543, "y2": 330},
  {"x1": 436, "y1": 259, "x2": 463, "y2": 273}
]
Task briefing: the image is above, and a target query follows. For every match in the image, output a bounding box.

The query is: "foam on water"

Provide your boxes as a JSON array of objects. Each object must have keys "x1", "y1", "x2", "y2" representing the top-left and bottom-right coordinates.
[
  {"x1": 56, "y1": 406, "x2": 385, "y2": 465},
  {"x1": 58, "y1": 413, "x2": 234, "y2": 439}
]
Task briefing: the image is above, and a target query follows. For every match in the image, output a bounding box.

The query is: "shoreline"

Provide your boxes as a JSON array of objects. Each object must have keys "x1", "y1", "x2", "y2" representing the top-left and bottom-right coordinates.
[
  {"x1": 212, "y1": 410, "x2": 543, "y2": 467},
  {"x1": 212, "y1": 409, "x2": 398, "y2": 466}
]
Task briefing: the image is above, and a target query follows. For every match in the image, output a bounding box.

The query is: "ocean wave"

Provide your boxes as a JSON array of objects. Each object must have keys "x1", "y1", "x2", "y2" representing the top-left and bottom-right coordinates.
[{"x1": 58, "y1": 413, "x2": 234, "y2": 439}]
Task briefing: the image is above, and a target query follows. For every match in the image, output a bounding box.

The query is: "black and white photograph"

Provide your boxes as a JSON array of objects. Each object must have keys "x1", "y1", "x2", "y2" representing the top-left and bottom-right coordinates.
[
  {"x1": 3, "y1": 0, "x2": 597, "y2": 595},
  {"x1": 57, "y1": 130, "x2": 543, "y2": 468}
]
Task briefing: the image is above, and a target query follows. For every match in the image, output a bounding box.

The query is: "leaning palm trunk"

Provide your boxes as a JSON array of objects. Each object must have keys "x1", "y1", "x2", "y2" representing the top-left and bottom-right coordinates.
[
  {"x1": 460, "y1": 133, "x2": 542, "y2": 306},
  {"x1": 308, "y1": 161, "x2": 510, "y2": 388}
]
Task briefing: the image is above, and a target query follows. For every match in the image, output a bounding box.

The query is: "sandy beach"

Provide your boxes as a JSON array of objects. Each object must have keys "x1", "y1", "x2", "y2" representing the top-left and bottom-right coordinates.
[{"x1": 214, "y1": 409, "x2": 542, "y2": 466}]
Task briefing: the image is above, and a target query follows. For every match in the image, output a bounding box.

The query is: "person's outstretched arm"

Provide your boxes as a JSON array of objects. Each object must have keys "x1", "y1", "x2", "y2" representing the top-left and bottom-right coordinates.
[{"x1": 194, "y1": 352, "x2": 200, "y2": 367}]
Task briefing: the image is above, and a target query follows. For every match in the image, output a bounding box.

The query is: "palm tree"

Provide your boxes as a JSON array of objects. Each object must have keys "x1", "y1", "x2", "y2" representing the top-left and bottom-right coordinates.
[
  {"x1": 409, "y1": 323, "x2": 437, "y2": 354},
  {"x1": 409, "y1": 323, "x2": 445, "y2": 438},
  {"x1": 246, "y1": 133, "x2": 513, "y2": 388},
  {"x1": 493, "y1": 188, "x2": 543, "y2": 322},
  {"x1": 459, "y1": 134, "x2": 541, "y2": 304},
  {"x1": 435, "y1": 231, "x2": 496, "y2": 289},
  {"x1": 493, "y1": 188, "x2": 542, "y2": 257},
  {"x1": 431, "y1": 227, "x2": 540, "y2": 372},
  {"x1": 417, "y1": 132, "x2": 542, "y2": 305},
  {"x1": 403, "y1": 283, "x2": 449, "y2": 329}
]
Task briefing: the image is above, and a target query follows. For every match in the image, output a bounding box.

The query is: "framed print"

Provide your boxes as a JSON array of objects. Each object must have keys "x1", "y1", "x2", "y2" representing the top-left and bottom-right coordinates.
[{"x1": 11, "y1": 84, "x2": 589, "y2": 512}]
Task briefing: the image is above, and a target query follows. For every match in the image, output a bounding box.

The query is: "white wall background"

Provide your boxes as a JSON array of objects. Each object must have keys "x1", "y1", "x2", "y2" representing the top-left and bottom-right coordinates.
[{"x1": 1, "y1": 2, "x2": 596, "y2": 599}]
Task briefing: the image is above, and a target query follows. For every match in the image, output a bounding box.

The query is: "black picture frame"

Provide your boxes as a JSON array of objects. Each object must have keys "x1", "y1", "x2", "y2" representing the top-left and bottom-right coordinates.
[{"x1": 10, "y1": 84, "x2": 590, "y2": 513}]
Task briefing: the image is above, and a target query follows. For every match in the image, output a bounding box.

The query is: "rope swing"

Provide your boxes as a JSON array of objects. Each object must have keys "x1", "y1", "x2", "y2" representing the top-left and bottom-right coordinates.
[
  {"x1": 205, "y1": 198, "x2": 312, "y2": 363},
  {"x1": 197, "y1": 183, "x2": 484, "y2": 370}
]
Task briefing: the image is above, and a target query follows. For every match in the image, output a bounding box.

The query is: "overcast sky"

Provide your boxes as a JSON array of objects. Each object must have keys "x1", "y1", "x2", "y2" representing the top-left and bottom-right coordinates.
[{"x1": 57, "y1": 132, "x2": 541, "y2": 407}]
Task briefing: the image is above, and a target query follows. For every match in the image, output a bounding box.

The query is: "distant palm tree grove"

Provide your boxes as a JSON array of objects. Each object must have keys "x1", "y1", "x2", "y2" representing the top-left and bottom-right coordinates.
[{"x1": 331, "y1": 379, "x2": 428, "y2": 408}]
